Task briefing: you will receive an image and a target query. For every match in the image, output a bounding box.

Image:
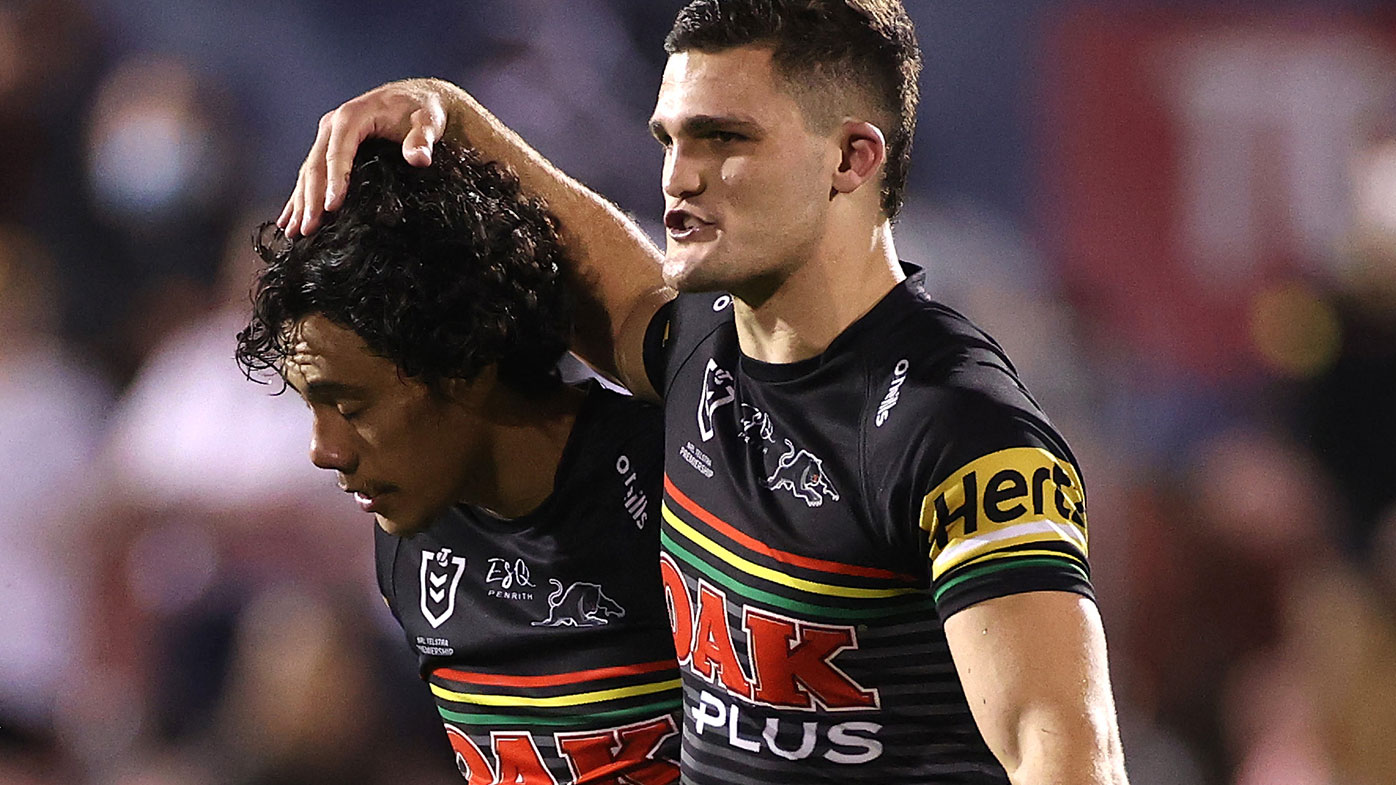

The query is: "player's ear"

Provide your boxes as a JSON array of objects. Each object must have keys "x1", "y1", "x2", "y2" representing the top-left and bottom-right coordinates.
[{"x1": 831, "y1": 120, "x2": 886, "y2": 197}]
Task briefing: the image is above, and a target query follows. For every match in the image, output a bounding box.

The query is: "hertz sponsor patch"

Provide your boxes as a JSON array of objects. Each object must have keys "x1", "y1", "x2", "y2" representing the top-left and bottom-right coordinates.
[{"x1": 918, "y1": 448, "x2": 1087, "y2": 580}]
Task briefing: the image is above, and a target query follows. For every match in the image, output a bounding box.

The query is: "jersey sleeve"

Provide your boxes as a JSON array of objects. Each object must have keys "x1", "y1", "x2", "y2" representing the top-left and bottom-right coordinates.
[
  {"x1": 642, "y1": 299, "x2": 677, "y2": 397},
  {"x1": 641, "y1": 293, "x2": 731, "y2": 399},
  {"x1": 373, "y1": 525, "x2": 402, "y2": 617},
  {"x1": 909, "y1": 352, "x2": 1093, "y2": 619}
]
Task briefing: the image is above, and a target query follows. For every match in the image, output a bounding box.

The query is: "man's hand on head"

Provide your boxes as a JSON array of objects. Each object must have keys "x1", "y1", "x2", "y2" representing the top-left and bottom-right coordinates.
[{"x1": 279, "y1": 79, "x2": 449, "y2": 238}]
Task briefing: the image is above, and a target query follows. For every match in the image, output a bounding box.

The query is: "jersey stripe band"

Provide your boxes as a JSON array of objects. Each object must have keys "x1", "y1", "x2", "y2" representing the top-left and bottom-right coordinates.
[
  {"x1": 430, "y1": 677, "x2": 683, "y2": 708},
  {"x1": 432, "y1": 659, "x2": 677, "y2": 688},
  {"x1": 435, "y1": 696, "x2": 683, "y2": 729},
  {"x1": 662, "y1": 504, "x2": 917, "y2": 599},
  {"x1": 660, "y1": 529, "x2": 934, "y2": 621},
  {"x1": 665, "y1": 475, "x2": 916, "y2": 582}
]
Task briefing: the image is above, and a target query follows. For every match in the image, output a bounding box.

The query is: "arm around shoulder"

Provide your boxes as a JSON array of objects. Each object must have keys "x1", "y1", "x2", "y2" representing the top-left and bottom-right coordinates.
[
  {"x1": 288, "y1": 77, "x2": 671, "y2": 398},
  {"x1": 410, "y1": 79, "x2": 672, "y2": 397},
  {"x1": 944, "y1": 591, "x2": 1129, "y2": 785}
]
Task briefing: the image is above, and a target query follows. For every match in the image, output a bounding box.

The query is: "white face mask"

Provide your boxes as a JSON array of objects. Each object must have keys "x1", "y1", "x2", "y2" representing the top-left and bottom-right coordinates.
[{"x1": 88, "y1": 109, "x2": 215, "y2": 225}]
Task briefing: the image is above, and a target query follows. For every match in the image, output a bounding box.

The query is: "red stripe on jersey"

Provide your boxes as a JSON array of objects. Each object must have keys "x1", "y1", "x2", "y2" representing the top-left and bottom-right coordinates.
[
  {"x1": 664, "y1": 474, "x2": 916, "y2": 583},
  {"x1": 432, "y1": 659, "x2": 677, "y2": 689}
]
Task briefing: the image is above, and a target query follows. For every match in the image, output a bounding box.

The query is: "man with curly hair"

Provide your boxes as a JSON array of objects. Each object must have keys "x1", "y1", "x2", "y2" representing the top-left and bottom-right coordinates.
[
  {"x1": 277, "y1": 2, "x2": 1130, "y2": 783},
  {"x1": 237, "y1": 139, "x2": 680, "y2": 784}
]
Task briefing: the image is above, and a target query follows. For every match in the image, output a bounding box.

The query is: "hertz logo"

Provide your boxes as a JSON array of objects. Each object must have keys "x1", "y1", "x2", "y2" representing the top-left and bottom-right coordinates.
[{"x1": 919, "y1": 447, "x2": 1087, "y2": 580}]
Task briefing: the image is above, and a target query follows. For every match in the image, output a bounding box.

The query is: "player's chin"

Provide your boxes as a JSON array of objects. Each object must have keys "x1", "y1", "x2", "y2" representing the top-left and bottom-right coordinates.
[
  {"x1": 662, "y1": 247, "x2": 727, "y2": 293},
  {"x1": 374, "y1": 511, "x2": 428, "y2": 537}
]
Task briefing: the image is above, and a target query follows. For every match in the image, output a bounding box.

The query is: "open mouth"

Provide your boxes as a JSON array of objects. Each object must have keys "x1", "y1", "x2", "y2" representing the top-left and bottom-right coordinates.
[
  {"x1": 353, "y1": 491, "x2": 380, "y2": 513},
  {"x1": 342, "y1": 484, "x2": 393, "y2": 513},
  {"x1": 664, "y1": 208, "x2": 716, "y2": 242}
]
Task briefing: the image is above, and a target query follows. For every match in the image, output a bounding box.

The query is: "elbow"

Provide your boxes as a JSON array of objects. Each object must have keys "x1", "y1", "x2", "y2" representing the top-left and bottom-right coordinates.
[{"x1": 1004, "y1": 706, "x2": 1128, "y2": 785}]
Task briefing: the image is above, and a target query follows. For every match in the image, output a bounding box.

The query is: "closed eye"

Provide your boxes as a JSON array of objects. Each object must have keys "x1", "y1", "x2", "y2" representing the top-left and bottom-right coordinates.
[
  {"x1": 707, "y1": 130, "x2": 746, "y2": 144},
  {"x1": 336, "y1": 402, "x2": 366, "y2": 420}
]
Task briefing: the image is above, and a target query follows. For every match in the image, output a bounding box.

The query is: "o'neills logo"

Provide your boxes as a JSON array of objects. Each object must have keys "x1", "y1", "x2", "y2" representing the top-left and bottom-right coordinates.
[
  {"x1": 875, "y1": 359, "x2": 909, "y2": 427},
  {"x1": 919, "y1": 447, "x2": 1088, "y2": 580}
]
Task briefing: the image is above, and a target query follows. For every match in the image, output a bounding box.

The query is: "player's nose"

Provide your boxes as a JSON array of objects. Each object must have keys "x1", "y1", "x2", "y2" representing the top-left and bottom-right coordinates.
[
  {"x1": 308, "y1": 414, "x2": 356, "y2": 473},
  {"x1": 662, "y1": 144, "x2": 704, "y2": 200}
]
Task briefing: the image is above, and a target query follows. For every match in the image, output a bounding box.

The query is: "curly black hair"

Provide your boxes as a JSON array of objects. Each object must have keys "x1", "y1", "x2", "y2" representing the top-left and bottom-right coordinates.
[{"x1": 236, "y1": 139, "x2": 574, "y2": 395}]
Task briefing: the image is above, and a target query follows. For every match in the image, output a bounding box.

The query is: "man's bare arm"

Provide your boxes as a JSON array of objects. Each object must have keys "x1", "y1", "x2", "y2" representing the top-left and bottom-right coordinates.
[
  {"x1": 280, "y1": 78, "x2": 672, "y2": 399},
  {"x1": 944, "y1": 591, "x2": 1129, "y2": 785}
]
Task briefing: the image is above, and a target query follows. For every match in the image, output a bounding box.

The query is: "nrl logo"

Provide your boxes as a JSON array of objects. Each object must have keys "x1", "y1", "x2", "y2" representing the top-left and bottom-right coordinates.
[
  {"x1": 697, "y1": 359, "x2": 736, "y2": 443},
  {"x1": 420, "y1": 548, "x2": 468, "y2": 629},
  {"x1": 767, "y1": 439, "x2": 840, "y2": 507}
]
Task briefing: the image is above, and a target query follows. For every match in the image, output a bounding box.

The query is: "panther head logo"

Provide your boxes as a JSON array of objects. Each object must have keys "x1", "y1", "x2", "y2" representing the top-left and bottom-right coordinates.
[
  {"x1": 531, "y1": 579, "x2": 626, "y2": 628},
  {"x1": 766, "y1": 439, "x2": 840, "y2": 507}
]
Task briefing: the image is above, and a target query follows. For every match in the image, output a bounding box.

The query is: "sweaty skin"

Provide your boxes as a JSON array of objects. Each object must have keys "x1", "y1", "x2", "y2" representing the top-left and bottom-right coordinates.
[
  {"x1": 278, "y1": 45, "x2": 1129, "y2": 784},
  {"x1": 282, "y1": 314, "x2": 580, "y2": 534},
  {"x1": 281, "y1": 81, "x2": 671, "y2": 399}
]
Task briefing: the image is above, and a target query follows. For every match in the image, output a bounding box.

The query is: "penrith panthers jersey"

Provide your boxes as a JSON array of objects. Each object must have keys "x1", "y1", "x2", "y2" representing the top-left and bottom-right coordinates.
[
  {"x1": 375, "y1": 382, "x2": 681, "y2": 785},
  {"x1": 642, "y1": 268, "x2": 1093, "y2": 784}
]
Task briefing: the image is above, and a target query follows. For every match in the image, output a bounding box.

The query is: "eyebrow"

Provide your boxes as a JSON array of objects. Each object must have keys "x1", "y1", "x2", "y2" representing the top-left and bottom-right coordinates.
[
  {"x1": 649, "y1": 114, "x2": 764, "y2": 141},
  {"x1": 289, "y1": 379, "x2": 366, "y2": 402}
]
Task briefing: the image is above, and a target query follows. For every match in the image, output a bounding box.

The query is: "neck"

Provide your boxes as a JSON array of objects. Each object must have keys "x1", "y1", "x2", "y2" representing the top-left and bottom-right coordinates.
[
  {"x1": 468, "y1": 383, "x2": 586, "y2": 519},
  {"x1": 733, "y1": 221, "x2": 902, "y2": 364}
]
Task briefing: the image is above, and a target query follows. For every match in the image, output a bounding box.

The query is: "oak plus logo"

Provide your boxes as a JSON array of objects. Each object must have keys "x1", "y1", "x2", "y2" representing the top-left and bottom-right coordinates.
[
  {"x1": 875, "y1": 359, "x2": 909, "y2": 427},
  {"x1": 659, "y1": 556, "x2": 884, "y2": 765},
  {"x1": 444, "y1": 715, "x2": 679, "y2": 785},
  {"x1": 420, "y1": 547, "x2": 467, "y2": 628},
  {"x1": 697, "y1": 359, "x2": 736, "y2": 442}
]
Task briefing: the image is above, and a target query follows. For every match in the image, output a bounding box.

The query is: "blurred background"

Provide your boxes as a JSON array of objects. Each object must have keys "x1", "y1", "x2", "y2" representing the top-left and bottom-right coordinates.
[{"x1": 2, "y1": 0, "x2": 1394, "y2": 783}]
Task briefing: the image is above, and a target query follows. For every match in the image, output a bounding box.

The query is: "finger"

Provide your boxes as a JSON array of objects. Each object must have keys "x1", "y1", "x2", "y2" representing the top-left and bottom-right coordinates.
[
  {"x1": 299, "y1": 112, "x2": 336, "y2": 236},
  {"x1": 288, "y1": 114, "x2": 333, "y2": 237},
  {"x1": 276, "y1": 196, "x2": 294, "y2": 230},
  {"x1": 323, "y1": 107, "x2": 371, "y2": 212},
  {"x1": 401, "y1": 106, "x2": 443, "y2": 167},
  {"x1": 284, "y1": 171, "x2": 305, "y2": 238}
]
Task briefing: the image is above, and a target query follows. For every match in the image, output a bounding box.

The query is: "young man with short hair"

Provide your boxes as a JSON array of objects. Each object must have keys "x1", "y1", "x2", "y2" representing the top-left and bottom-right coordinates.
[
  {"x1": 279, "y1": 2, "x2": 1129, "y2": 782},
  {"x1": 239, "y1": 139, "x2": 681, "y2": 784}
]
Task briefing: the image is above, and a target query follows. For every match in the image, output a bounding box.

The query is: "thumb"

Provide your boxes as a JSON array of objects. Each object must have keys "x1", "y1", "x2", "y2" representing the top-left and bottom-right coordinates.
[{"x1": 402, "y1": 107, "x2": 443, "y2": 167}]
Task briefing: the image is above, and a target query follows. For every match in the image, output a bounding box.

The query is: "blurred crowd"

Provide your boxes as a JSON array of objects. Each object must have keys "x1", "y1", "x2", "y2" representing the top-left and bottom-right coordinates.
[{"x1": 1, "y1": 1, "x2": 1394, "y2": 784}]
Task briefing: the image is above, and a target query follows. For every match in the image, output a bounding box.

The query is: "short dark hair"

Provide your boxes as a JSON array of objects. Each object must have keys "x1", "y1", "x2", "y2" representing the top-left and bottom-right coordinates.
[
  {"x1": 665, "y1": 0, "x2": 921, "y2": 220},
  {"x1": 236, "y1": 139, "x2": 573, "y2": 394}
]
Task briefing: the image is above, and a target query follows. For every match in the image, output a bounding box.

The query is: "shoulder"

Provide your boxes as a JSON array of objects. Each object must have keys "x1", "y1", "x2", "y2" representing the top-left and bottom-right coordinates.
[
  {"x1": 643, "y1": 292, "x2": 734, "y2": 395},
  {"x1": 859, "y1": 279, "x2": 1084, "y2": 531},
  {"x1": 582, "y1": 383, "x2": 664, "y2": 450},
  {"x1": 865, "y1": 285, "x2": 1056, "y2": 456},
  {"x1": 373, "y1": 524, "x2": 406, "y2": 609},
  {"x1": 558, "y1": 383, "x2": 666, "y2": 504}
]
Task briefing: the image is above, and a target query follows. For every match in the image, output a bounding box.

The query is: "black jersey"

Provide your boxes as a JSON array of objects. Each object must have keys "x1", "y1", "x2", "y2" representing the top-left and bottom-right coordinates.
[
  {"x1": 642, "y1": 269, "x2": 1093, "y2": 784},
  {"x1": 375, "y1": 383, "x2": 681, "y2": 785}
]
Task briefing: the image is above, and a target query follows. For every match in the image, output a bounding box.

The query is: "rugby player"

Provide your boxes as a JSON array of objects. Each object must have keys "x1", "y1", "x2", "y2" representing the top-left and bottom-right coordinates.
[
  {"x1": 237, "y1": 139, "x2": 681, "y2": 784},
  {"x1": 278, "y1": 2, "x2": 1130, "y2": 782}
]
